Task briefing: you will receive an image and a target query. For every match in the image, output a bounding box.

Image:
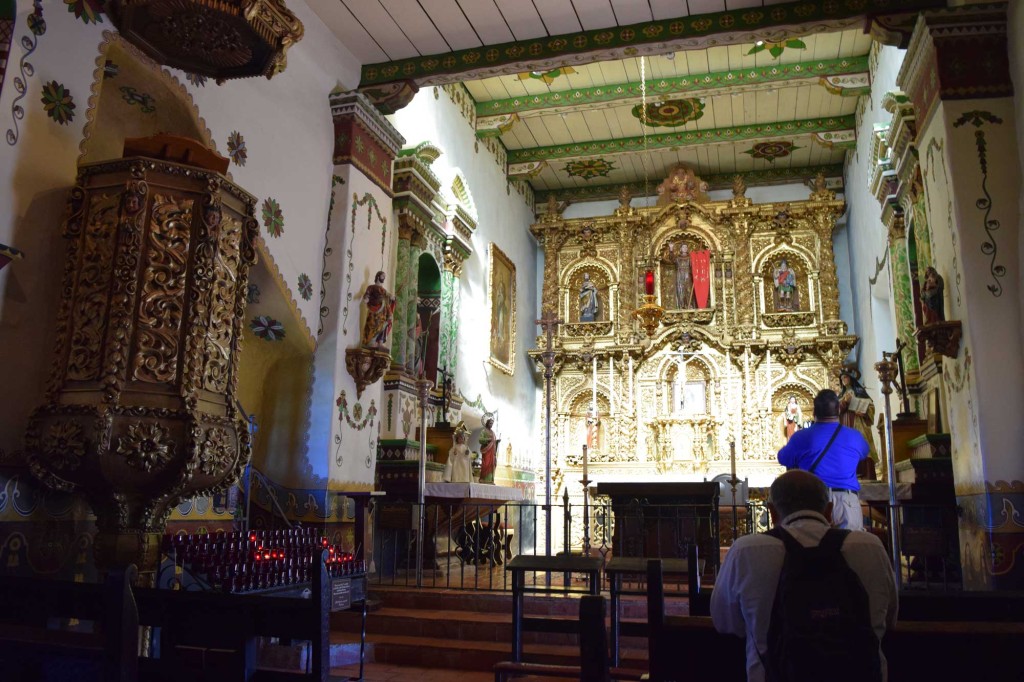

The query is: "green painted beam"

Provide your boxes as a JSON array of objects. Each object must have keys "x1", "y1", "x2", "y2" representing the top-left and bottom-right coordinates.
[
  {"x1": 533, "y1": 164, "x2": 845, "y2": 204},
  {"x1": 507, "y1": 116, "x2": 855, "y2": 164},
  {"x1": 358, "y1": 0, "x2": 945, "y2": 87},
  {"x1": 477, "y1": 56, "x2": 868, "y2": 119}
]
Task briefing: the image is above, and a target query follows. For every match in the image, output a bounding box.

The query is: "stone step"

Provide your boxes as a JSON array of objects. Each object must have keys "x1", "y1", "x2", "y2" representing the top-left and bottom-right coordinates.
[
  {"x1": 361, "y1": 584, "x2": 693, "y2": 617},
  {"x1": 329, "y1": 631, "x2": 649, "y2": 673},
  {"x1": 331, "y1": 606, "x2": 661, "y2": 648}
]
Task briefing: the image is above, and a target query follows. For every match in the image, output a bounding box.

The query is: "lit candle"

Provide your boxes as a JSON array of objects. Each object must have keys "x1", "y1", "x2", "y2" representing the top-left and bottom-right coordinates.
[
  {"x1": 582, "y1": 444, "x2": 589, "y2": 482},
  {"x1": 644, "y1": 269, "x2": 655, "y2": 296},
  {"x1": 730, "y1": 441, "x2": 737, "y2": 481}
]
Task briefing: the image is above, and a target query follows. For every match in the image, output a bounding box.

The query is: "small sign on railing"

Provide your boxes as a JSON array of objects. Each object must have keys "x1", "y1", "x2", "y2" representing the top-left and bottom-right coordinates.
[{"x1": 331, "y1": 577, "x2": 352, "y2": 611}]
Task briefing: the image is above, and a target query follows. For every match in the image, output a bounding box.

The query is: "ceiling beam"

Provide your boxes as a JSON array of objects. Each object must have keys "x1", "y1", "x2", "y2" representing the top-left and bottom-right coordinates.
[
  {"x1": 476, "y1": 56, "x2": 869, "y2": 126},
  {"x1": 506, "y1": 116, "x2": 856, "y2": 167},
  {"x1": 358, "y1": 0, "x2": 945, "y2": 88},
  {"x1": 532, "y1": 164, "x2": 845, "y2": 205}
]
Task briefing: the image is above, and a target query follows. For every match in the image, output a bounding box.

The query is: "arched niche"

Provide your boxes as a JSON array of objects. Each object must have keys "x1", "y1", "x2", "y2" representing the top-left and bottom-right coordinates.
[
  {"x1": 657, "y1": 352, "x2": 714, "y2": 416},
  {"x1": 564, "y1": 391, "x2": 610, "y2": 461},
  {"x1": 771, "y1": 382, "x2": 816, "y2": 447},
  {"x1": 758, "y1": 249, "x2": 813, "y2": 315},
  {"x1": 415, "y1": 252, "x2": 442, "y2": 382},
  {"x1": 562, "y1": 259, "x2": 614, "y2": 325},
  {"x1": 654, "y1": 230, "x2": 714, "y2": 311},
  {"x1": 0, "y1": 0, "x2": 14, "y2": 103}
]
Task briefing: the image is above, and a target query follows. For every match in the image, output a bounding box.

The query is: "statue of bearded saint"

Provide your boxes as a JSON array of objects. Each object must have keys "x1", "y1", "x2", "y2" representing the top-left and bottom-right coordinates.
[{"x1": 361, "y1": 271, "x2": 396, "y2": 349}]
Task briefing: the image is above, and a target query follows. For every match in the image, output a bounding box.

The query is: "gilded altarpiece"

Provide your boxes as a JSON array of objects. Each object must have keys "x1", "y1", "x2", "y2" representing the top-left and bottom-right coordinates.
[{"x1": 530, "y1": 172, "x2": 855, "y2": 501}]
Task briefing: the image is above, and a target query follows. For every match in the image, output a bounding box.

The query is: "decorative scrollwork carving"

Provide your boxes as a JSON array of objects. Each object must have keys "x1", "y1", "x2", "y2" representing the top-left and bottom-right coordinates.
[
  {"x1": 661, "y1": 308, "x2": 715, "y2": 326},
  {"x1": 117, "y1": 422, "x2": 174, "y2": 472},
  {"x1": 199, "y1": 426, "x2": 235, "y2": 476},
  {"x1": 43, "y1": 420, "x2": 86, "y2": 471},
  {"x1": 563, "y1": 321, "x2": 613, "y2": 337},
  {"x1": 762, "y1": 311, "x2": 815, "y2": 328}
]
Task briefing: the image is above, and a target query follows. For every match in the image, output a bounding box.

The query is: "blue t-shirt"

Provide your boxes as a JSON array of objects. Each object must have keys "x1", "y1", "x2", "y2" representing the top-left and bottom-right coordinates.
[{"x1": 777, "y1": 421, "x2": 869, "y2": 491}]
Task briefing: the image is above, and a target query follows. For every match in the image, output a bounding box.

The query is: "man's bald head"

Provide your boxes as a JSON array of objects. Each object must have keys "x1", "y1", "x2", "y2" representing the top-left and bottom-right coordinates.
[{"x1": 769, "y1": 470, "x2": 830, "y2": 519}]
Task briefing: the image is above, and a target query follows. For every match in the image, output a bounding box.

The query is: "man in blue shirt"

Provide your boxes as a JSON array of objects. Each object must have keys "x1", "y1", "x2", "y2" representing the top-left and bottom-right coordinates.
[{"x1": 777, "y1": 389, "x2": 869, "y2": 530}]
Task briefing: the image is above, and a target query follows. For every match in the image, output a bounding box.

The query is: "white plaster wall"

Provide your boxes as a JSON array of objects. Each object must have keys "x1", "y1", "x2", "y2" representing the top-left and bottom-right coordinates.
[
  {"x1": 1007, "y1": 0, "x2": 1024, "y2": 350},
  {"x1": 0, "y1": 0, "x2": 361, "y2": 458},
  {"x1": 389, "y1": 89, "x2": 541, "y2": 469},
  {"x1": 841, "y1": 46, "x2": 907, "y2": 410}
]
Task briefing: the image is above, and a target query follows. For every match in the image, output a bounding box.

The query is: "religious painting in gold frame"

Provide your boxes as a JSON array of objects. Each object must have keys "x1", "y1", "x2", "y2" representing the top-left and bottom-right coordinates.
[{"x1": 488, "y1": 243, "x2": 516, "y2": 375}]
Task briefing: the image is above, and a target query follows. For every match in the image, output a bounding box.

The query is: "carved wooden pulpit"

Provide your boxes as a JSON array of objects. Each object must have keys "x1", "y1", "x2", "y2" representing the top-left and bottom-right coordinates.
[{"x1": 596, "y1": 481, "x2": 720, "y2": 574}]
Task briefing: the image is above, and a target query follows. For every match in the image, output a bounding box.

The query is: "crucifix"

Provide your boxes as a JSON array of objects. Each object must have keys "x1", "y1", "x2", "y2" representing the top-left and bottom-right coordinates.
[
  {"x1": 665, "y1": 335, "x2": 698, "y2": 414},
  {"x1": 435, "y1": 364, "x2": 454, "y2": 426}
]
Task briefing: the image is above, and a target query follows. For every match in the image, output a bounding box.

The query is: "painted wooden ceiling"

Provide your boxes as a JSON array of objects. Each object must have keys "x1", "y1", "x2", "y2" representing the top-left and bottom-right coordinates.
[{"x1": 312, "y1": 1, "x2": 942, "y2": 201}]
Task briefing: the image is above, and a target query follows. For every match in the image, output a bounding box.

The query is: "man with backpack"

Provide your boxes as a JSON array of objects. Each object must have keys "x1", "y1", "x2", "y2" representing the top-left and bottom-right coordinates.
[
  {"x1": 710, "y1": 470, "x2": 897, "y2": 682},
  {"x1": 777, "y1": 389, "x2": 869, "y2": 530}
]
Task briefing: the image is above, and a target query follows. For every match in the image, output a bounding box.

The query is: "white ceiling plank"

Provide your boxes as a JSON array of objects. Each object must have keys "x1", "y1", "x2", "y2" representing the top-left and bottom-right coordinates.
[
  {"x1": 684, "y1": 49, "x2": 710, "y2": 79},
  {"x1": 464, "y1": 80, "x2": 492, "y2": 101},
  {"x1": 533, "y1": 0, "x2": 584, "y2": 35},
  {"x1": 609, "y1": 0, "x2": 652, "y2": 25},
  {"x1": 648, "y1": 0, "x2": 687, "y2": 21},
  {"x1": 493, "y1": 0, "x2": 548, "y2": 40},
  {"x1": 523, "y1": 117, "x2": 556, "y2": 147},
  {"x1": 706, "y1": 45, "x2": 730, "y2": 73},
  {"x1": 581, "y1": 109, "x2": 613, "y2": 141},
  {"x1": 311, "y1": 1, "x2": 389, "y2": 62},
  {"x1": 571, "y1": 0, "x2": 617, "y2": 31},
  {"x1": 776, "y1": 85, "x2": 798, "y2": 123},
  {"x1": 341, "y1": 0, "x2": 420, "y2": 60},
  {"x1": 709, "y1": 93, "x2": 732, "y2": 128},
  {"x1": 811, "y1": 31, "x2": 842, "y2": 61},
  {"x1": 456, "y1": 0, "x2": 516, "y2": 45},
  {"x1": 415, "y1": 0, "x2": 482, "y2": 51},
  {"x1": 687, "y1": 0, "x2": 726, "y2": 13},
  {"x1": 541, "y1": 114, "x2": 575, "y2": 147},
  {"x1": 724, "y1": 0, "x2": 762, "y2": 10},
  {"x1": 380, "y1": 0, "x2": 451, "y2": 55},
  {"x1": 481, "y1": 77, "x2": 513, "y2": 102}
]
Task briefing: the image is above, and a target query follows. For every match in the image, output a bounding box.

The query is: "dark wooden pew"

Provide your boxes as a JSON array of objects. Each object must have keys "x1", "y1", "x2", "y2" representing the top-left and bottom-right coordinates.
[
  {"x1": 646, "y1": 559, "x2": 1024, "y2": 682},
  {"x1": 0, "y1": 566, "x2": 139, "y2": 682},
  {"x1": 493, "y1": 595, "x2": 646, "y2": 682}
]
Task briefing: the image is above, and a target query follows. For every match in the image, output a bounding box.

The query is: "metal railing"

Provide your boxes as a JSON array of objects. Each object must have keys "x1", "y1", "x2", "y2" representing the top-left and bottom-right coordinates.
[{"x1": 367, "y1": 496, "x2": 961, "y2": 593}]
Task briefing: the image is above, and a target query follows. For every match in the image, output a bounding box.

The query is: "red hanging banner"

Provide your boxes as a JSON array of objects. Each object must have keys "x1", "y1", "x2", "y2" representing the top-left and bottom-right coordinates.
[{"x1": 690, "y1": 250, "x2": 711, "y2": 309}]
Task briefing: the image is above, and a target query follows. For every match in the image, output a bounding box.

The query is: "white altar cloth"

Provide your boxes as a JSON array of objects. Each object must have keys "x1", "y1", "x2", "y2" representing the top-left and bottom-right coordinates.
[{"x1": 424, "y1": 482, "x2": 524, "y2": 502}]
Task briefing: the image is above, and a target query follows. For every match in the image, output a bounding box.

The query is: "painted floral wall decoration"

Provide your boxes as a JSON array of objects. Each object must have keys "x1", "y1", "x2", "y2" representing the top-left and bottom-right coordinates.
[
  {"x1": 7, "y1": 1, "x2": 45, "y2": 145},
  {"x1": 103, "y1": 59, "x2": 119, "y2": 79},
  {"x1": 227, "y1": 130, "x2": 246, "y2": 166},
  {"x1": 743, "y1": 140, "x2": 800, "y2": 163},
  {"x1": 41, "y1": 80, "x2": 75, "y2": 125},
  {"x1": 65, "y1": 0, "x2": 103, "y2": 24},
  {"x1": 297, "y1": 273, "x2": 312, "y2": 301},
  {"x1": 246, "y1": 283, "x2": 261, "y2": 305},
  {"x1": 261, "y1": 197, "x2": 284, "y2": 238},
  {"x1": 120, "y1": 85, "x2": 155, "y2": 113},
  {"x1": 186, "y1": 72, "x2": 207, "y2": 88},
  {"x1": 564, "y1": 158, "x2": 616, "y2": 181},
  {"x1": 250, "y1": 315, "x2": 285, "y2": 341},
  {"x1": 632, "y1": 98, "x2": 704, "y2": 127}
]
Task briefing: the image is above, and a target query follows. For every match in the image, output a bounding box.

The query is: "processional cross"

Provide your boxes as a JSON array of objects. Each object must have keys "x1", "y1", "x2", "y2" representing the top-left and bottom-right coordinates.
[{"x1": 436, "y1": 364, "x2": 454, "y2": 426}]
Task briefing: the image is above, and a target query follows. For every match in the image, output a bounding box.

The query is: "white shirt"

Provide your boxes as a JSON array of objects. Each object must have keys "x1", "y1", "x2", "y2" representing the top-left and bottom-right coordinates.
[{"x1": 710, "y1": 511, "x2": 898, "y2": 682}]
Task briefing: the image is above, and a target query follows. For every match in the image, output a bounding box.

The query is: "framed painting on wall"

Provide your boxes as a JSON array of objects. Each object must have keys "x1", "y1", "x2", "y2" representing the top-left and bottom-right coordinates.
[{"x1": 488, "y1": 243, "x2": 516, "y2": 375}]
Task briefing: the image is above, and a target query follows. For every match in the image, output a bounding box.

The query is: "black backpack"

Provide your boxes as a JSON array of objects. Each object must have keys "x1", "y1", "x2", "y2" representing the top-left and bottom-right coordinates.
[{"x1": 760, "y1": 526, "x2": 882, "y2": 682}]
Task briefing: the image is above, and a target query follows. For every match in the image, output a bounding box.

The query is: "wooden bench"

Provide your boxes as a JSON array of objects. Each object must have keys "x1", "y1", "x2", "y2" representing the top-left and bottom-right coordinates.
[
  {"x1": 493, "y1": 595, "x2": 645, "y2": 682},
  {"x1": 645, "y1": 559, "x2": 1024, "y2": 682},
  {"x1": 0, "y1": 566, "x2": 139, "y2": 682},
  {"x1": 506, "y1": 554, "x2": 603, "y2": 663}
]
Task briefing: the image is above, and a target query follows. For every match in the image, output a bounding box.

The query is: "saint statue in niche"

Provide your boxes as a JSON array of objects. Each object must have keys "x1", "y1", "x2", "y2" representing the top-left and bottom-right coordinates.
[
  {"x1": 669, "y1": 242, "x2": 694, "y2": 309},
  {"x1": 838, "y1": 365, "x2": 877, "y2": 479},
  {"x1": 361, "y1": 271, "x2": 396, "y2": 349},
  {"x1": 772, "y1": 258, "x2": 799, "y2": 312},
  {"x1": 585, "y1": 407, "x2": 600, "y2": 451},
  {"x1": 579, "y1": 273, "x2": 599, "y2": 322},
  {"x1": 443, "y1": 422, "x2": 473, "y2": 483},
  {"x1": 478, "y1": 413, "x2": 499, "y2": 484},
  {"x1": 782, "y1": 396, "x2": 803, "y2": 442},
  {"x1": 921, "y1": 266, "x2": 945, "y2": 325}
]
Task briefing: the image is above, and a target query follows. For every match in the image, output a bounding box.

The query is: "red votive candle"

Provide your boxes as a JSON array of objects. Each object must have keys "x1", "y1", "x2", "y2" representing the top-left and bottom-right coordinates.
[{"x1": 644, "y1": 270, "x2": 655, "y2": 296}]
